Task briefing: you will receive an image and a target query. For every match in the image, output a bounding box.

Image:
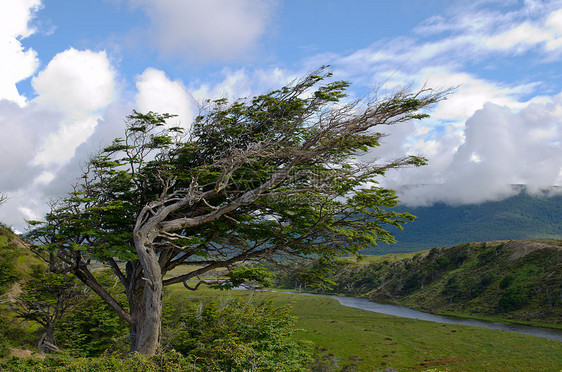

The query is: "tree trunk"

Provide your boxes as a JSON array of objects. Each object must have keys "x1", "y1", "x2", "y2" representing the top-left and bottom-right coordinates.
[
  {"x1": 38, "y1": 326, "x2": 59, "y2": 354},
  {"x1": 129, "y1": 233, "x2": 163, "y2": 354}
]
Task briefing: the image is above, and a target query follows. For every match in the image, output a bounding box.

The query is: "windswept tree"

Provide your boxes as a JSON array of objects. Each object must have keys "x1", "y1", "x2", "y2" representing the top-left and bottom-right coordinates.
[{"x1": 28, "y1": 68, "x2": 450, "y2": 354}]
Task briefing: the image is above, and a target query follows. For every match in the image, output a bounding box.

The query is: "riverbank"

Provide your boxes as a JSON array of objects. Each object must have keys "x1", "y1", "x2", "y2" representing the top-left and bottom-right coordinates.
[
  {"x1": 268, "y1": 289, "x2": 562, "y2": 341},
  {"x1": 273, "y1": 286, "x2": 562, "y2": 331}
]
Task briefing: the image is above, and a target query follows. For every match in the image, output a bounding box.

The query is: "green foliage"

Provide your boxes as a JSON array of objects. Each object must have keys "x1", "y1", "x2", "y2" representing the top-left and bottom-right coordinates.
[
  {"x1": 0, "y1": 334, "x2": 10, "y2": 359},
  {"x1": 12, "y1": 265, "x2": 81, "y2": 352},
  {"x1": 0, "y1": 260, "x2": 19, "y2": 294},
  {"x1": 0, "y1": 229, "x2": 23, "y2": 295},
  {"x1": 163, "y1": 297, "x2": 312, "y2": 371},
  {"x1": 55, "y1": 273, "x2": 129, "y2": 357},
  {"x1": 498, "y1": 285, "x2": 529, "y2": 311},
  {"x1": 221, "y1": 266, "x2": 275, "y2": 289},
  {"x1": 14, "y1": 265, "x2": 79, "y2": 324},
  {"x1": 0, "y1": 351, "x2": 197, "y2": 372}
]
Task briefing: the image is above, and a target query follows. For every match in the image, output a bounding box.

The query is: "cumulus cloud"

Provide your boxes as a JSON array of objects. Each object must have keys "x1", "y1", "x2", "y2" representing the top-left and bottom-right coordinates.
[
  {"x1": 381, "y1": 97, "x2": 562, "y2": 206},
  {"x1": 135, "y1": 68, "x2": 196, "y2": 125},
  {"x1": 32, "y1": 48, "x2": 116, "y2": 114},
  {"x1": 31, "y1": 48, "x2": 117, "y2": 164},
  {"x1": 0, "y1": 46, "x2": 117, "y2": 229},
  {"x1": 128, "y1": 0, "x2": 276, "y2": 62},
  {"x1": 0, "y1": 0, "x2": 41, "y2": 105}
]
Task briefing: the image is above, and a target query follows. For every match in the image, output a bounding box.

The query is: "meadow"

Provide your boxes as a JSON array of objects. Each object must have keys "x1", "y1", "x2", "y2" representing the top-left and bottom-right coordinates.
[{"x1": 166, "y1": 286, "x2": 562, "y2": 371}]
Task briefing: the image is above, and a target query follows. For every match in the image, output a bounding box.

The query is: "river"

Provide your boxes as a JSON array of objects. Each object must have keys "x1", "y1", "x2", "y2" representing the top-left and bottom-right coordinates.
[{"x1": 277, "y1": 291, "x2": 562, "y2": 342}]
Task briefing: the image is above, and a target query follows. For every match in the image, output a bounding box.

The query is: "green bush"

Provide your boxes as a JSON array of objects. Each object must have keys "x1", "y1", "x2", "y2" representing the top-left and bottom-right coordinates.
[
  {"x1": 55, "y1": 272, "x2": 129, "y2": 357},
  {"x1": 164, "y1": 297, "x2": 312, "y2": 371},
  {"x1": 499, "y1": 285, "x2": 529, "y2": 311},
  {"x1": 499, "y1": 274, "x2": 514, "y2": 289},
  {"x1": 0, "y1": 334, "x2": 10, "y2": 358},
  {"x1": 0, "y1": 351, "x2": 197, "y2": 372}
]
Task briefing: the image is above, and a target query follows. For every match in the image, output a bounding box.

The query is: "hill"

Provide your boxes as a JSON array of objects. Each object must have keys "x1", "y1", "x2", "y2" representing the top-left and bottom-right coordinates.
[
  {"x1": 307, "y1": 239, "x2": 562, "y2": 327},
  {"x1": 0, "y1": 225, "x2": 41, "y2": 299},
  {"x1": 369, "y1": 188, "x2": 562, "y2": 253},
  {"x1": 0, "y1": 225, "x2": 46, "y2": 357}
]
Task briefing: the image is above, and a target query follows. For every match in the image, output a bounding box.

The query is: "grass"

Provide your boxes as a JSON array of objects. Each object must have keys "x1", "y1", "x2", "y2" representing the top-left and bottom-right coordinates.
[{"x1": 166, "y1": 286, "x2": 562, "y2": 371}]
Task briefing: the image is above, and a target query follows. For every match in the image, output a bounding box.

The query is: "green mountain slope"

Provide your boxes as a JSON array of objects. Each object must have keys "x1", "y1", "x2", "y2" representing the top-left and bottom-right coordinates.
[
  {"x1": 371, "y1": 189, "x2": 562, "y2": 253},
  {"x1": 320, "y1": 240, "x2": 562, "y2": 326},
  {"x1": 0, "y1": 226, "x2": 41, "y2": 297}
]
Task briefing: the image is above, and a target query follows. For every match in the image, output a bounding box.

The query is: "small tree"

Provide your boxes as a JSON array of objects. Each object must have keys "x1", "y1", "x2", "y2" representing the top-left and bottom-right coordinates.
[
  {"x1": 13, "y1": 265, "x2": 80, "y2": 353},
  {"x1": 28, "y1": 68, "x2": 450, "y2": 354}
]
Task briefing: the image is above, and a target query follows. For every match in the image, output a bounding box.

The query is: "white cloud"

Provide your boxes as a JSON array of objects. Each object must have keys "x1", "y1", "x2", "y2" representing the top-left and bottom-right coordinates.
[
  {"x1": 484, "y1": 22, "x2": 551, "y2": 50},
  {"x1": 128, "y1": 0, "x2": 276, "y2": 62},
  {"x1": 31, "y1": 48, "x2": 117, "y2": 164},
  {"x1": 0, "y1": 0, "x2": 41, "y2": 105},
  {"x1": 32, "y1": 48, "x2": 116, "y2": 114},
  {"x1": 384, "y1": 96, "x2": 562, "y2": 206},
  {"x1": 135, "y1": 68, "x2": 195, "y2": 125}
]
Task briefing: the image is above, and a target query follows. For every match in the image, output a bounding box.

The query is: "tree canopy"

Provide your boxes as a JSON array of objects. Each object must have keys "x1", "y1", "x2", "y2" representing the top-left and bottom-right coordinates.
[{"x1": 28, "y1": 67, "x2": 450, "y2": 354}]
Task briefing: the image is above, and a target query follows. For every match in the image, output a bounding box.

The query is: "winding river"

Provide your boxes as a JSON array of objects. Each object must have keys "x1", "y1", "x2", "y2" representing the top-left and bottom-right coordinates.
[{"x1": 278, "y1": 291, "x2": 562, "y2": 341}]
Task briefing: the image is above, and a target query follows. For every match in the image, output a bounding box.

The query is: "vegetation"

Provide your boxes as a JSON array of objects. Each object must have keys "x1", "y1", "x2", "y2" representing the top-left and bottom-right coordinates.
[
  {"x1": 0, "y1": 225, "x2": 25, "y2": 296},
  {"x1": 371, "y1": 189, "x2": 562, "y2": 253},
  {"x1": 27, "y1": 68, "x2": 448, "y2": 353},
  {"x1": 292, "y1": 240, "x2": 562, "y2": 326},
  {"x1": 54, "y1": 272, "x2": 129, "y2": 357},
  {"x1": 13, "y1": 266, "x2": 80, "y2": 353},
  {"x1": 5, "y1": 287, "x2": 558, "y2": 371},
  {"x1": 156, "y1": 288, "x2": 562, "y2": 371},
  {"x1": 1, "y1": 230, "x2": 560, "y2": 371},
  {"x1": 163, "y1": 296, "x2": 311, "y2": 371},
  {"x1": 1, "y1": 68, "x2": 558, "y2": 370}
]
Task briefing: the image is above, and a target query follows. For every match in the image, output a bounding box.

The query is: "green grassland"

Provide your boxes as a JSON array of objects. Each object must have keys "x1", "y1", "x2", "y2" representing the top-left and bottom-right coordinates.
[{"x1": 165, "y1": 286, "x2": 562, "y2": 371}]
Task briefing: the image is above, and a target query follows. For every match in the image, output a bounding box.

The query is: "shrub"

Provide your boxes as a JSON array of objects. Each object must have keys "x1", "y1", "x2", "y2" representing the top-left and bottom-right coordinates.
[
  {"x1": 499, "y1": 274, "x2": 514, "y2": 289},
  {"x1": 164, "y1": 297, "x2": 312, "y2": 371},
  {"x1": 0, "y1": 351, "x2": 197, "y2": 372},
  {"x1": 499, "y1": 285, "x2": 529, "y2": 311},
  {"x1": 0, "y1": 334, "x2": 10, "y2": 359},
  {"x1": 55, "y1": 272, "x2": 129, "y2": 357}
]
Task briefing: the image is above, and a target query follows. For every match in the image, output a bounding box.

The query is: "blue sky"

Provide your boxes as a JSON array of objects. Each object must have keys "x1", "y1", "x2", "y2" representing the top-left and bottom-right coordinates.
[{"x1": 1, "y1": 0, "x2": 562, "y2": 230}]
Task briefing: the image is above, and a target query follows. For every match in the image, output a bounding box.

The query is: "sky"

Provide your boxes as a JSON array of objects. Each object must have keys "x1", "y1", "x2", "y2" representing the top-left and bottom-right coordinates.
[{"x1": 1, "y1": 0, "x2": 562, "y2": 231}]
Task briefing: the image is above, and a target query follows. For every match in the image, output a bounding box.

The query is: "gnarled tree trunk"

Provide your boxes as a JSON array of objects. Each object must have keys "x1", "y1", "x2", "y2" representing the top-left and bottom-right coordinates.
[{"x1": 129, "y1": 230, "x2": 163, "y2": 354}]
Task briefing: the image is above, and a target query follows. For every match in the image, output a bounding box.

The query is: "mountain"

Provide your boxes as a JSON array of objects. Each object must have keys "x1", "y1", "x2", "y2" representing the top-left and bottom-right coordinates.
[{"x1": 369, "y1": 188, "x2": 562, "y2": 254}]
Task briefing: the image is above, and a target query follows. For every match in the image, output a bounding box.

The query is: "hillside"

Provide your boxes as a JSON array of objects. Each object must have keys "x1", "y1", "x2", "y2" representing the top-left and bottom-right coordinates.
[
  {"x1": 369, "y1": 189, "x2": 562, "y2": 253},
  {"x1": 0, "y1": 225, "x2": 46, "y2": 357},
  {"x1": 312, "y1": 239, "x2": 562, "y2": 326},
  {"x1": 0, "y1": 225, "x2": 41, "y2": 298}
]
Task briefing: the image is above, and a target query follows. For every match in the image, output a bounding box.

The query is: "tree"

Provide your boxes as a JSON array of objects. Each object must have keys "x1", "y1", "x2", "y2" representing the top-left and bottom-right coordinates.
[
  {"x1": 55, "y1": 270, "x2": 129, "y2": 356},
  {"x1": 28, "y1": 68, "x2": 450, "y2": 354},
  {"x1": 0, "y1": 193, "x2": 7, "y2": 206},
  {"x1": 13, "y1": 265, "x2": 80, "y2": 353}
]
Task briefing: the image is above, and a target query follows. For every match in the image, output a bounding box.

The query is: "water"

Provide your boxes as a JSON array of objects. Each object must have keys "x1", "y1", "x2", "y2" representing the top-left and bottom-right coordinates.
[{"x1": 279, "y1": 291, "x2": 562, "y2": 341}]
